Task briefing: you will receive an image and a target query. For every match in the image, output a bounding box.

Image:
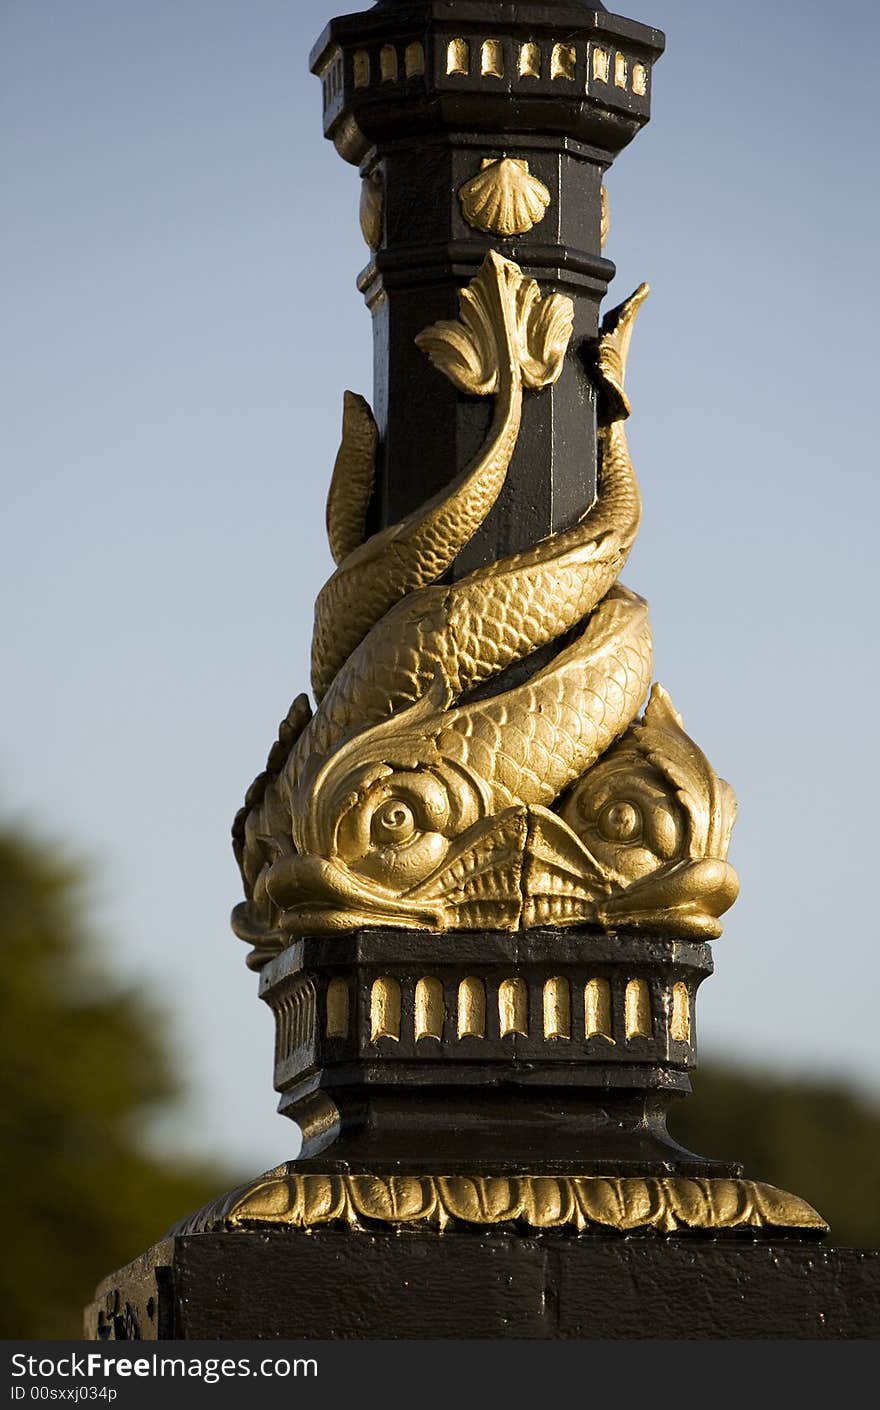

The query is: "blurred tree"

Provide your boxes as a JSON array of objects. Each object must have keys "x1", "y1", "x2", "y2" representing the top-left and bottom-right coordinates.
[
  {"x1": 671, "y1": 1065, "x2": 880, "y2": 1249},
  {"x1": 0, "y1": 827, "x2": 233, "y2": 1338}
]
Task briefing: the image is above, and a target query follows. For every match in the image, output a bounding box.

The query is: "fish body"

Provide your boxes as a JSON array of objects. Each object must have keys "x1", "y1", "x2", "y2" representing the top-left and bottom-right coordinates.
[{"x1": 231, "y1": 257, "x2": 737, "y2": 965}]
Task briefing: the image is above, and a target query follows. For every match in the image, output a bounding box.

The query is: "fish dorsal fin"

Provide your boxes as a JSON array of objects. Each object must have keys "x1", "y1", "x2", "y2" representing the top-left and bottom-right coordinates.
[
  {"x1": 233, "y1": 693, "x2": 313, "y2": 883},
  {"x1": 635, "y1": 684, "x2": 727, "y2": 859},
  {"x1": 596, "y1": 282, "x2": 650, "y2": 423}
]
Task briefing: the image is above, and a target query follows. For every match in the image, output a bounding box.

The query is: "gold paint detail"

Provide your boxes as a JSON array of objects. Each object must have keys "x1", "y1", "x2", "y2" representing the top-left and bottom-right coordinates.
[
  {"x1": 625, "y1": 979, "x2": 652, "y2": 1040},
  {"x1": 359, "y1": 173, "x2": 383, "y2": 252},
  {"x1": 614, "y1": 52, "x2": 628, "y2": 89},
  {"x1": 519, "y1": 42, "x2": 541, "y2": 78},
  {"x1": 377, "y1": 44, "x2": 397, "y2": 83},
  {"x1": 481, "y1": 39, "x2": 504, "y2": 79},
  {"x1": 274, "y1": 976, "x2": 316, "y2": 1063},
  {"x1": 543, "y1": 977, "x2": 571, "y2": 1041},
  {"x1": 380, "y1": 45, "x2": 398, "y2": 83},
  {"x1": 551, "y1": 43, "x2": 576, "y2": 81},
  {"x1": 584, "y1": 978, "x2": 614, "y2": 1042},
  {"x1": 415, "y1": 977, "x2": 445, "y2": 1041},
  {"x1": 332, "y1": 113, "x2": 367, "y2": 166},
  {"x1": 600, "y1": 185, "x2": 610, "y2": 249},
  {"x1": 499, "y1": 977, "x2": 528, "y2": 1037},
  {"x1": 405, "y1": 42, "x2": 425, "y2": 79},
  {"x1": 370, "y1": 976, "x2": 401, "y2": 1043},
  {"x1": 632, "y1": 62, "x2": 648, "y2": 96},
  {"x1": 458, "y1": 157, "x2": 551, "y2": 238},
  {"x1": 592, "y1": 46, "x2": 610, "y2": 83},
  {"x1": 232, "y1": 251, "x2": 738, "y2": 962},
  {"x1": 353, "y1": 50, "x2": 370, "y2": 89},
  {"x1": 447, "y1": 39, "x2": 469, "y2": 76},
  {"x1": 671, "y1": 982, "x2": 691, "y2": 1043},
  {"x1": 218, "y1": 1175, "x2": 829, "y2": 1236},
  {"x1": 457, "y1": 977, "x2": 486, "y2": 1039},
  {"x1": 325, "y1": 978, "x2": 350, "y2": 1039}
]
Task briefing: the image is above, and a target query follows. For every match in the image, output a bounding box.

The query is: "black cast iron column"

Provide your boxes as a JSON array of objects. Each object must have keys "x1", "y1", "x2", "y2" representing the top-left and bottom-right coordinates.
[
  {"x1": 310, "y1": 0, "x2": 664, "y2": 572},
  {"x1": 282, "y1": 0, "x2": 675, "y2": 1171}
]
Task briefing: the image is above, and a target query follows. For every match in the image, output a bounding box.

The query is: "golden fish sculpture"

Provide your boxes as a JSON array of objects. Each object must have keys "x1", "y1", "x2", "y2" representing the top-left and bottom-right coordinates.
[{"x1": 232, "y1": 252, "x2": 738, "y2": 969}]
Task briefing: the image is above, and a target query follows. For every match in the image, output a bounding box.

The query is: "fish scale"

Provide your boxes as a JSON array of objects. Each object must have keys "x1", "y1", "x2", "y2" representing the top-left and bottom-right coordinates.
[
  {"x1": 228, "y1": 271, "x2": 746, "y2": 956},
  {"x1": 310, "y1": 259, "x2": 532, "y2": 704},
  {"x1": 289, "y1": 416, "x2": 640, "y2": 789},
  {"x1": 433, "y1": 592, "x2": 653, "y2": 812},
  {"x1": 311, "y1": 380, "x2": 522, "y2": 703}
]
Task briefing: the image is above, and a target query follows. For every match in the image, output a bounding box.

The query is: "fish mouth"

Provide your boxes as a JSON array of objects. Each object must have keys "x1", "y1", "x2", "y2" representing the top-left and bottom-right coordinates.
[
  {"x1": 520, "y1": 807, "x2": 612, "y2": 929},
  {"x1": 495, "y1": 811, "x2": 739, "y2": 938},
  {"x1": 596, "y1": 858, "x2": 740, "y2": 940}
]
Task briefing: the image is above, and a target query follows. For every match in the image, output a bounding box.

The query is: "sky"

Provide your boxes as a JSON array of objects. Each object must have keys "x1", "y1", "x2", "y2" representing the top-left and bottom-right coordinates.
[{"x1": 3, "y1": 0, "x2": 880, "y2": 1175}]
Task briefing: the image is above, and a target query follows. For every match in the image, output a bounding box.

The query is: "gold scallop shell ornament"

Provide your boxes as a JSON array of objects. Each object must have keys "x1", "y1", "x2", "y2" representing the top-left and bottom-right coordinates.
[{"x1": 458, "y1": 157, "x2": 551, "y2": 237}]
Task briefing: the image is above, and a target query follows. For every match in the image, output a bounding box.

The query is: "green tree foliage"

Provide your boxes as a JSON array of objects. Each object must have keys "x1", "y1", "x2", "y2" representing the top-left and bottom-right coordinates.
[
  {"x1": 0, "y1": 828, "x2": 230, "y2": 1338},
  {"x1": 671, "y1": 1066, "x2": 880, "y2": 1249}
]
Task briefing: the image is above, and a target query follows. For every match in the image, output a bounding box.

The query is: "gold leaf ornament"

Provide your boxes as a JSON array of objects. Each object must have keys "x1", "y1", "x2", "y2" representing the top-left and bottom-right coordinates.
[
  {"x1": 512, "y1": 275, "x2": 574, "y2": 389},
  {"x1": 349, "y1": 1175, "x2": 436, "y2": 1224},
  {"x1": 458, "y1": 157, "x2": 551, "y2": 237},
  {"x1": 196, "y1": 1174, "x2": 827, "y2": 1236},
  {"x1": 415, "y1": 251, "x2": 573, "y2": 397}
]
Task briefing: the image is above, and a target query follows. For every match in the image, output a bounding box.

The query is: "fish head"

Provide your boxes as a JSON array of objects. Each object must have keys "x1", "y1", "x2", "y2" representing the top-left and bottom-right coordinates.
[
  {"x1": 557, "y1": 684, "x2": 739, "y2": 938},
  {"x1": 559, "y1": 747, "x2": 688, "y2": 887},
  {"x1": 329, "y1": 765, "x2": 467, "y2": 893},
  {"x1": 262, "y1": 800, "x2": 529, "y2": 935},
  {"x1": 257, "y1": 675, "x2": 516, "y2": 932}
]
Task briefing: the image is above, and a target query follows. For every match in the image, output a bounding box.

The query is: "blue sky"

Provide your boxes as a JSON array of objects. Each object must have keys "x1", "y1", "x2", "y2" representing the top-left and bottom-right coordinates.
[{"x1": 3, "y1": 0, "x2": 879, "y2": 1171}]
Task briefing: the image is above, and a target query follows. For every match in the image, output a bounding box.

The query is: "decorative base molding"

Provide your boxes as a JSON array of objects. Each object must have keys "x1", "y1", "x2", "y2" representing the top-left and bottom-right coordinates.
[
  {"x1": 257, "y1": 929, "x2": 718, "y2": 1168},
  {"x1": 175, "y1": 1173, "x2": 827, "y2": 1238}
]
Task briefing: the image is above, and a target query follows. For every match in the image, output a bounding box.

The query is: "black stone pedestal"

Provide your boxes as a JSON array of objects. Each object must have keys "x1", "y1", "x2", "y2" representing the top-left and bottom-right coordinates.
[{"x1": 86, "y1": 1230, "x2": 880, "y2": 1340}]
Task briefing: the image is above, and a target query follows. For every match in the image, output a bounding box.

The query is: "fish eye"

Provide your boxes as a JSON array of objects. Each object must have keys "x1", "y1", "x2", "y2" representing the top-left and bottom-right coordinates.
[
  {"x1": 372, "y1": 799, "x2": 417, "y2": 846},
  {"x1": 598, "y1": 800, "x2": 643, "y2": 844}
]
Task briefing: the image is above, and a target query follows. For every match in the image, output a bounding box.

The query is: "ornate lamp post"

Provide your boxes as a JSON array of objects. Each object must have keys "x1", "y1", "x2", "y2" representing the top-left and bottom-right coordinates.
[
  {"x1": 224, "y1": 0, "x2": 753, "y2": 1191},
  {"x1": 86, "y1": 1, "x2": 880, "y2": 1341}
]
